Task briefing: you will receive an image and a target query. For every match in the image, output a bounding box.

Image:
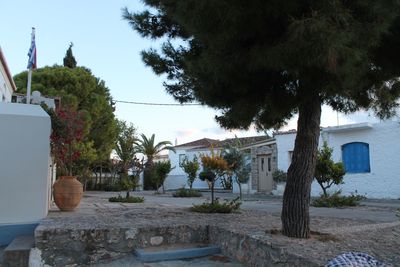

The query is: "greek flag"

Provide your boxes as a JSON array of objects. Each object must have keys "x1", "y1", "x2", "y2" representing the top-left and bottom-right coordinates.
[{"x1": 27, "y1": 28, "x2": 37, "y2": 69}]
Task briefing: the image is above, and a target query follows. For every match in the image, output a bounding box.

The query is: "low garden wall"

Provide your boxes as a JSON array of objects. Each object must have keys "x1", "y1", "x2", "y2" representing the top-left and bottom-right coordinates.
[{"x1": 33, "y1": 224, "x2": 319, "y2": 266}]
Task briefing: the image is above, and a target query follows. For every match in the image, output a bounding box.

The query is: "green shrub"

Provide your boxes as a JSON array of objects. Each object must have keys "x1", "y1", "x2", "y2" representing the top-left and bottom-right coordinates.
[
  {"x1": 180, "y1": 156, "x2": 200, "y2": 189},
  {"x1": 173, "y1": 188, "x2": 202, "y2": 197},
  {"x1": 272, "y1": 170, "x2": 287, "y2": 183},
  {"x1": 154, "y1": 160, "x2": 173, "y2": 193},
  {"x1": 314, "y1": 141, "x2": 345, "y2": 196},
  {"x1": 108, "y1": 195, "x2": 144, "y2": 203},
  {"x1": 312, "y1": 191, "x2": 366, "y2": 207},
  {"x1": 190, "y1": 197, "x2": 241, "y2": 213}
]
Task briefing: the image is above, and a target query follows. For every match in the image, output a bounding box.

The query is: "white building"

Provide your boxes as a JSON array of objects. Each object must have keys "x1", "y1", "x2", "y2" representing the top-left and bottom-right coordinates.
[
  {"x1": 0, "y1": 47, "x2": 17, "y2": 102},
  {"x1": 165, "y1": 136, "x2": 277, "y2": 194},
  {"x1": 275, "y1": 120, "x2": 400, "y2": 199},
  {"x1": 166, "y1": 138, "x2": 220, "y2": 190}
]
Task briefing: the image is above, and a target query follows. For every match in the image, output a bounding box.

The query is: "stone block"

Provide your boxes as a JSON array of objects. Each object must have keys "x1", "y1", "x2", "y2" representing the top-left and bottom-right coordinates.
[{"x1": 3, "y1": 235, "x2": 34, "y2": 267}]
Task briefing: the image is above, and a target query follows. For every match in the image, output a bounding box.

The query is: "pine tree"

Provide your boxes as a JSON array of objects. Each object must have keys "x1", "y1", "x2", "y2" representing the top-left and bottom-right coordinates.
[
  {"x1": 63, "y1": 42, "x2": 77, "y2": 68},
  {"x1": 124, "y1": 1, "x2": 400, "y2": 238}
]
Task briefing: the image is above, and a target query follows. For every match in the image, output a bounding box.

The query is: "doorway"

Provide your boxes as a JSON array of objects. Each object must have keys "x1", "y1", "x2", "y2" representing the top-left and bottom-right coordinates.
[{"x1": 258, "y1": 154, "x2": 273, "y2": 192}]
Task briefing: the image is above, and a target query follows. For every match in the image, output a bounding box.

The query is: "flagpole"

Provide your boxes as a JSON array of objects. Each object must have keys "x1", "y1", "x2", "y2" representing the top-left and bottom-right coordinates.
[
  {"x1": 26, "y1": 27, "x2": 35, "y2": 104},
  {"x1": 26, "y1": 69, "x2": 32, "y2": 104}
]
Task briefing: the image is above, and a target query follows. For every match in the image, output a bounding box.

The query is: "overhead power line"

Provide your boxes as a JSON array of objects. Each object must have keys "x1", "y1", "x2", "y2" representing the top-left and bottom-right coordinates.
[{"x1": 114, "y1": 100, "x2": 202, "y2": 106}]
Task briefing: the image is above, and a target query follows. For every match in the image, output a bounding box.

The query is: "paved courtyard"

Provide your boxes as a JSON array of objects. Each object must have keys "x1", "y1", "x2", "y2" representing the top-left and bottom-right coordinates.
[
  {"x1": 36, "y1": 190, "x2": 400, "y2": 266},
  {"x1": 87, "y1": 190, "x2": 400, "y2": 223}
]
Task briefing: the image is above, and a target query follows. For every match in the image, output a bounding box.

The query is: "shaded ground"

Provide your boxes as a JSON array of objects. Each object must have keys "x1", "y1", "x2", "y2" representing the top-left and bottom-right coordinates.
[{"x1": 41, "y1": 191, "x2": 400, "y2": 266}]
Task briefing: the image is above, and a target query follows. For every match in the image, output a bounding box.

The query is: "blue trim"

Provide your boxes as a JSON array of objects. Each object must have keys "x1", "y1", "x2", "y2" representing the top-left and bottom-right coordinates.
[
  {"x1": 135, "y1": 245, "x2": 221, "y2": 262},
  {"x1": 0, "y1": 223, "x2": 38, "y2": 246}
]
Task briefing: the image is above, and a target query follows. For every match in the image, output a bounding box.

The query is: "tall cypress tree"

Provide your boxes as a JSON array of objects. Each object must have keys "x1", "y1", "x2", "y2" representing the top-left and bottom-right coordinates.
[
  {"x1": 124, "y1": 1, "x2": 400, "y2": 238},
  {"x1": 63, "y1": 42, "x2": 77, "y2": 68}
]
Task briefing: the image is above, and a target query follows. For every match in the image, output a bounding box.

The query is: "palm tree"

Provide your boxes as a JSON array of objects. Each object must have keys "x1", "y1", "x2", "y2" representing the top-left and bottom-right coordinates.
[{"x1": 135, "y1": 134, "x2": 176, "y2": 189}]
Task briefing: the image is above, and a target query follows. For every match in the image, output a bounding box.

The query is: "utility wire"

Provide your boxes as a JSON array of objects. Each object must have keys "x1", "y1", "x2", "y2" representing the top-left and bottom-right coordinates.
[{"x1": 114, "y1": 100, "x2": 202, "y2": 106}]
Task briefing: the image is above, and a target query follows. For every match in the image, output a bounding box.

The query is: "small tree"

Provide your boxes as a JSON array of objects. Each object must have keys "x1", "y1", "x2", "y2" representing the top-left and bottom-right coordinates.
[
  {"x1": 221, "y1": 142, "x2": 250, "y2": 199},
  {"x1": 119, "y1": 173, "x2": 134, "y2": 198},
  {"x1": 115, "y1": 120, "x2": 137, "y2": 176},
  {"x1": 314, "y1": 141, "x2": 345, "y2": 197},
  {"x1": 200, "y1": 150, "x2": 228, "y2": 204},
  {"x1": 154, "y1": 160, "x2": 173, "y2": 193},
  {"x1": 235, "y1": 164, "x2": 251, "y2": 199},
  {"x1": 180, "y1": 156, "x2": 200, "y2": 189}
]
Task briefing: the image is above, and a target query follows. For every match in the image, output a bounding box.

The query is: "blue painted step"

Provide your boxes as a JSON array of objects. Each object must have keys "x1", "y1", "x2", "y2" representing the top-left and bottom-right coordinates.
[{"x1": 135, "y1": 244, "x2": 221, "y2": 262}]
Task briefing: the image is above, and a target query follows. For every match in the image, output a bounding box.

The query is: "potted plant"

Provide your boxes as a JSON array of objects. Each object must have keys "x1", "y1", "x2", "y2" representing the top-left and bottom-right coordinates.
[{"x1": 49, "y1": 106, "x2": 86, "y2": 211}]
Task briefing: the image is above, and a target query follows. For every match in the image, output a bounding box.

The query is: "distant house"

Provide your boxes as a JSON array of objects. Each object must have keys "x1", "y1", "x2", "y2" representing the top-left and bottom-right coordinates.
[
  {"x1": 275, "y1": 119, "x2": 400, "y2": 199},
  {"x1": 166, "y1": 138, "x2": 220, "y2": 190},
  {"x1": 165, "y1": 136, "x2": 278, "y2": 194},
  {"x1": 0, "y1": 47, "x2": 17, "y2": 102}
]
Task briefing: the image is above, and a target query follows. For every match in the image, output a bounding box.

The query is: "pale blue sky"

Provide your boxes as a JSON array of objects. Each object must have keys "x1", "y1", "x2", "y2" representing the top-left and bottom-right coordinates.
[{"x1": 1, "y1": 1, "x2": 380, "y2": 145}]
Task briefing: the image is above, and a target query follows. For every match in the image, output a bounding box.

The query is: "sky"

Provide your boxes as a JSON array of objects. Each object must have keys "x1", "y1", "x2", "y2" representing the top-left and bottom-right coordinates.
[{"x1": 0, "y1": 1, "x2": 384, "y2": 145}]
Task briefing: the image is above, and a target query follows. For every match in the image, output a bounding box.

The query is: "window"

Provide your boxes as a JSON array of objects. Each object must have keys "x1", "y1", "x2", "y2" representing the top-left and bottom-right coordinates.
[
  {"x1": 261, "y1": 158, "x2": 264, "y2": 171},
  {"x1": 268, "y1": 157, "x2": 271, "y2": 172},
  {"x1": 342, "y1": 142, "x2": 370, "y2": 173}
]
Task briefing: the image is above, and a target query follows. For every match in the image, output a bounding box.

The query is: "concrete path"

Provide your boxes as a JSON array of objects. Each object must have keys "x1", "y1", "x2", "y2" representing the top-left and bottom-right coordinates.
[{"x1": 86, "y1": 190, "x2": 400, "y2": 223}]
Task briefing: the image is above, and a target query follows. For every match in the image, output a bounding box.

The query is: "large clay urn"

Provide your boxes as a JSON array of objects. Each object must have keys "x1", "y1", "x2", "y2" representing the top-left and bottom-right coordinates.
[{"x1": 53, "y1": 176, "x2": 83, "y2": 211}]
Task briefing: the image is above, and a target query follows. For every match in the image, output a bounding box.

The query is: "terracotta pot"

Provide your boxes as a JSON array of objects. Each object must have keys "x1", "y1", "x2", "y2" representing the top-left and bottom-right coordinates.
[{"x1": 53, "y1": 176, "x2": 83, "y2": 211}]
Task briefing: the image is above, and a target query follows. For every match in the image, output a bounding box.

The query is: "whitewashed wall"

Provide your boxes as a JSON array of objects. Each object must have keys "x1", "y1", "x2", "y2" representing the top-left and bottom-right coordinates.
[
  {"x1": 0, "y1": 63, "x2": 13, "y2": 102},
  {"x1": 275, "y1": 120, "x2": 400, "y2": 199},
  {"x1": 0, "y1": 103, "x2": 51, "y2": 224},
  {"x1": 276, "y1": 133, "x2": 296, "y2": 172}
]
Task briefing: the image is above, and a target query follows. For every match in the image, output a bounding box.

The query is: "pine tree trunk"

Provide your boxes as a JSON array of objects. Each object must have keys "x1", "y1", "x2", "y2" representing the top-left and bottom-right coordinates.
[{"x1": 281, "y1": 96, "x2": 321, "y2": 238}]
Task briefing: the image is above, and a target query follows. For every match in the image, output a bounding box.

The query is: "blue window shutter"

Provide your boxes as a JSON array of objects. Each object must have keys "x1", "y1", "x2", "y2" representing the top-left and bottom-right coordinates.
[{"x1": 342, "y1": 142, "x2": 370, "y2": 173}]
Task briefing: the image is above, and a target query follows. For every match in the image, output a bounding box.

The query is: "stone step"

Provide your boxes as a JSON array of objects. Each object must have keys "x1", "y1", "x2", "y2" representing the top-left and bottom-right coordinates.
[
  {"x1": 2, "y1": 236, "x2": 35, "y2": 267},
  {"x1": 135, "y1": 243, "x2": 221, "y2": 263}
]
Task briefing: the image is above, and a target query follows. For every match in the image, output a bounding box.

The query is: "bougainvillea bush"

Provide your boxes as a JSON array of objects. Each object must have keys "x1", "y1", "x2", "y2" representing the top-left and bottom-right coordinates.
[{"x1": 48, "y1": 106, "x2": 89, "y2": 176}]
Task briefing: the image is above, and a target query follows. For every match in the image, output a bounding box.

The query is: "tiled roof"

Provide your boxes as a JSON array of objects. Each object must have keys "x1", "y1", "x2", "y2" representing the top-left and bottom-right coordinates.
[
  {"x1": 217, "y1": 136, "x2": 270, "y2": 148},
  {"x1": 175, "y1": 136, "x2": 271, "y2": 150},
  {"x1": 273, "y1": 129, "x2": 297, "y2": 136},
  {"x1": 174, "y1": 138, "x2": 220, "y2": 148}
]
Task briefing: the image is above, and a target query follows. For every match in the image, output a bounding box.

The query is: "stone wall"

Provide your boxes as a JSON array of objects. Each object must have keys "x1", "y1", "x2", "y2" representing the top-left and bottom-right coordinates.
[
  {"x1": 33, "y1": 224, "x2": 322, "y2": 267},
  {"x1": 209, "y1": 227, "x2": 319, "y2": 267},
  {"x1": 34, "y1": 225, "x2": 209, "y2": 266}
]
